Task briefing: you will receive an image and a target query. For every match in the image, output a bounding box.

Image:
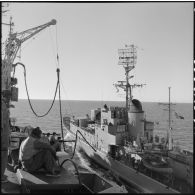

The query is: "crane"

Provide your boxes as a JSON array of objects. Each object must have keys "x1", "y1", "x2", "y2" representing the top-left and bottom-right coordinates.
[
  {"x1": 2, "y1": 19, "x2": 57, "y2": 95},
  {"x1": 3, "y1": 19, "x2": 56, "y2": 65}
]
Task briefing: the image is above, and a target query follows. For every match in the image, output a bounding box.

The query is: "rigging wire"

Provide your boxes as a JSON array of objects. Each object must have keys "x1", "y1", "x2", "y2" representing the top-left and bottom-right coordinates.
[
  {"x1": 57, "y1": 68, "x2": 66, "y2": 151},
  {"x1": 53, "y1": 29, "x2": 96, "y2": 157},
  {"x1": 53, "y1": 26, "x2": 66, "y2": 151},
  {"x1": 48, "y1": 28, "x2": 58, "y2": 68},
  {"x1": 55, "y1": 25, "x2": 60, "y2": 68},
  {"x1": 12, "y1": 62, "x2": 59, "y2": 117},
  {"x1": 60, "y1": 78, "x2": 74, "y2": 117},
  {"x1": 20, "y1": 37, "x2": 35, "y2": 52},
  {"x1": 17, "y1": 46, "x2": 22, "y2": 61}
]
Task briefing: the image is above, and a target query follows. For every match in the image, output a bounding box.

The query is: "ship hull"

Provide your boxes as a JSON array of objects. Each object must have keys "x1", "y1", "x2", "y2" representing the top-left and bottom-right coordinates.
[
  {"x1": 65, "y1": 124, "x2": 178, "y2": 193},
  {"x1": 167, "y1": 152, "x2": 193, "y2": 187}
]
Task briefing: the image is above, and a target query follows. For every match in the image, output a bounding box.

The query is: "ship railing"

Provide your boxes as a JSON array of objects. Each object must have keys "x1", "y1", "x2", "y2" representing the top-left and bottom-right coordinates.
[
  {"x1": 80, "y1": 127, "x2": 95, "y2": 135},
  {"x1": 71, "y1": 121, "x2": 79, "y2": 127},
  {"x1": 95, "y1": 123, "x2": 101, "y2": 128},
  {"x1": 183, "y1": 149, "x2": 193, "y2": 156}
]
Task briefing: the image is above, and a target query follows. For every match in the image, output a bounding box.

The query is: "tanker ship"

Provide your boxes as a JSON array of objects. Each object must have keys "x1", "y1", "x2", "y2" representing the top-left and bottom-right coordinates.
[{"x1": 63, "y1": 45, "x2": 193, "y2": 193}]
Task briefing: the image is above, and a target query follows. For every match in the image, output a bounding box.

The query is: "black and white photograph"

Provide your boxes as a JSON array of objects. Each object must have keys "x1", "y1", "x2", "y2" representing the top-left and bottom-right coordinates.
[{"x1": 1, "y1": 1, "x2": 193, "y2": 193}]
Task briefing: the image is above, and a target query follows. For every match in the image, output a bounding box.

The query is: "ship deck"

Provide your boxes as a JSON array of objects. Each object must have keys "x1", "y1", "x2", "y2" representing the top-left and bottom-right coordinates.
[
  {"x1": 1, "y1": 165, "x2": 21, "y2": 193},
  {"x1": 77, "y1": 137, "x2": 180, "y2": 194},
  {"x1": 2, "y1": 151, "x2": 79, "y2": 193},
  {"x1": 2, "y1": 149, "x2": 126, "y2": 193}
]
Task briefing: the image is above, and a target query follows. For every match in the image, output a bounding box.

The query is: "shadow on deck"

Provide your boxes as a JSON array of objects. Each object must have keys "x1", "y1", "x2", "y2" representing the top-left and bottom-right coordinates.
[{"x1": 1, "y1": 164, "x2": 21, "y2": 193}]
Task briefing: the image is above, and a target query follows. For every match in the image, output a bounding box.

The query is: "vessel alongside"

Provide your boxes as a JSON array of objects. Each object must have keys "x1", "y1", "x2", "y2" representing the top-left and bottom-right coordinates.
[{"x1": 63, "y1": 45, "x2": 193, "y2": 193}]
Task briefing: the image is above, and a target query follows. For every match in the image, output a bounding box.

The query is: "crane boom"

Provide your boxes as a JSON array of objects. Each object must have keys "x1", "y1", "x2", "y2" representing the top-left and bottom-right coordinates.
[
  {"x1": 16, "y1": 19, "x2": 56, "y2": 44},
  {"x1": 4, "y1": 19, "x2": 57, "y2": 65},
  {"x1": 2, "y1": 19, "x2": 57, "y2": 94}
]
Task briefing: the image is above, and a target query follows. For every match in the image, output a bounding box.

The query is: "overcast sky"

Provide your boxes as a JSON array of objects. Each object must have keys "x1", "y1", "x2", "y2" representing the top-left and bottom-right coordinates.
[{"x1": 2, "y1": 2, "x2": 193, "y2": 103}]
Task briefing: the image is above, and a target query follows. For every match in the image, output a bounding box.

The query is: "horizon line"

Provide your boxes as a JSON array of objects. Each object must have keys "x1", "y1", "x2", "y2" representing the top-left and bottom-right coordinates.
[{"x1": 16, "y1": 98, "x2": 192, "y2": 104}]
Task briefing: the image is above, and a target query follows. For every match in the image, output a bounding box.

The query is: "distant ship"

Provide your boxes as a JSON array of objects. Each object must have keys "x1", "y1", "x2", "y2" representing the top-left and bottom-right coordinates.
[{"x1": 63, "y1": 45, "x2": 193, "y2": 193}]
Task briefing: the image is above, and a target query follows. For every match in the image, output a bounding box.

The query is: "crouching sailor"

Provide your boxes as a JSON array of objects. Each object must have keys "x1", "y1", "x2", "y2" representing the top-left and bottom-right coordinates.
[{"x1": 19, "y1": 127, "x2": 60, "y2": 175}]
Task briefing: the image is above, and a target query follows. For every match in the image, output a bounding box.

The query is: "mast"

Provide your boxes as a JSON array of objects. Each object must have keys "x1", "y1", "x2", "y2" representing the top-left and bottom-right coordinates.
[
  {"x1": 159, "y1": 87, "x2": 175, "y2": 150},
  {"x1": 117, "y1": 44, "x2": 137, "y2": 112},
  {"x1": 115, "y1": 44, "x2": 145, "y2": 126},
  {"x1": 168, "y1": 87, "x2": 171, "y2": 131}
]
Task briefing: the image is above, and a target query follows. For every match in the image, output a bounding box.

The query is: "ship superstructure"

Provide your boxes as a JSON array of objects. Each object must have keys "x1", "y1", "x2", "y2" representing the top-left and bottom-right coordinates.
[
  {"x1": 66, "y1": 45, "x2": 154, "y2": 153},
  {"x1": 63, "y1": 45, "x2": 183, "y2": 193},
  {"x1": 63, "y1": 44, "x2": 193, "y2": 193}
]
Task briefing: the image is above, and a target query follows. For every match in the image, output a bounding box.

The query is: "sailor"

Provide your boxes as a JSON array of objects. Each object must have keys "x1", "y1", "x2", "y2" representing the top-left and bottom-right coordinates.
[
  {"x1": 131, "y1": 157, "x2": 135, "y2": 168},
  {"x1": 19, "y1": 127, "x2": 60, "y2": 175},
  {"x1": 46, "y1": 132, "x2": 50, "y2": 139},
  {"x1": 140, "y1": 140, "x2": 144, "y2": 152},
  {"x1": 135, "y1": 159, "x2": 141, "y2": 173},
  {"x1": 1, "y1": 97, "x2": 10, "y2": 183},
  {"x1": 49, "y1": 132, "x2": 61, "y2": 151},
  {"x1": 104, "y1": 104, "x2": 108, "y2": 110},
  {"x1": 40, "y1": 133, "x2": 50, "y2": 144}
]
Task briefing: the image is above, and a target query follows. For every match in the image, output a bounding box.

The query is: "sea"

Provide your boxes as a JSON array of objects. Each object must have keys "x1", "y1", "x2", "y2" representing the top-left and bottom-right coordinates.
[
  {"x1": 10, "y1": 99, "x2": 193, "y2": 191},
  {"x1": 10, "y1": 99, "x2": 193, "y2": 152}
]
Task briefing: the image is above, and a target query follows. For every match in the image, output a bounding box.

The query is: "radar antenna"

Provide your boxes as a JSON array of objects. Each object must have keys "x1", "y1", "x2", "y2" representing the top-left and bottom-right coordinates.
[{"x1": 115, "y1": 44, "x2": 145, "y2": 111}]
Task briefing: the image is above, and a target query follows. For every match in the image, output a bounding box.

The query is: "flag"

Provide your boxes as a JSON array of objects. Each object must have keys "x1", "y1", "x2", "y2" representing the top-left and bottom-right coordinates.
[{"x1": 175, "y1": 112, "x2": 184, "y2": 119}]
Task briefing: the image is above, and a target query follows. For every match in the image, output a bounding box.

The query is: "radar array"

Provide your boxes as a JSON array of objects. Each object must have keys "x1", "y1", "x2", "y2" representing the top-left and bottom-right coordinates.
[{"x1": 115, "y1": 44, "x2": 145, "y2": 111}]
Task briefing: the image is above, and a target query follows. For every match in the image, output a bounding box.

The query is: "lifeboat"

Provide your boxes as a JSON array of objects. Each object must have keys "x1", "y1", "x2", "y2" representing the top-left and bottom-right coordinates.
[{"x1": 142, "y1": 155, "x2": 173, "y2": 174}]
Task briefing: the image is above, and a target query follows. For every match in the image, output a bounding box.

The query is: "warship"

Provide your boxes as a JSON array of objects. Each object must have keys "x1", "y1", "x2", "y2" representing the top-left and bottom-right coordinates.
[
  {"x1": 63, "y1": 45, "x2": 193, "y2": 193},
  {"x1": 1, "y1": 12, "x2": 126, "y2": 193}
]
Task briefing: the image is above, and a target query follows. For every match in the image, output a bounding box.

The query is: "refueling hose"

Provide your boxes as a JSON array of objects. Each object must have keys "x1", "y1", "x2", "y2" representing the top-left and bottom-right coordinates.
[
  {"x1": 12, "y1": 62, "x2": 97, "y2": 179},
  {"x1": 71, "y1": 129, "x2": 96, "y2": 159},
  {"x1": 12, "y1": 62, "x2": 59, "y2": 117},
  {"x1": 60, "y1": 158, "x2": 81, "y2": 185}
]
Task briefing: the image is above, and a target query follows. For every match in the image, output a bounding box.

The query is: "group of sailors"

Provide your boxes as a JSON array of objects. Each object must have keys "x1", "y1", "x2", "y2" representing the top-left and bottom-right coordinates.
[
  {"x1": 2, "y1": 93, "x2": 63, "y2": 184},
  {"x1": 40, "y1": 132, "x2": 61, "y2": 152}
]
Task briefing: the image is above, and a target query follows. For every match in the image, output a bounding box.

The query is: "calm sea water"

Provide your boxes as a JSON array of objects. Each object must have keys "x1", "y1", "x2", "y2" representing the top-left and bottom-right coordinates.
[{"x1": 10, "y1": 99, "x2": 193, "y2": 152}]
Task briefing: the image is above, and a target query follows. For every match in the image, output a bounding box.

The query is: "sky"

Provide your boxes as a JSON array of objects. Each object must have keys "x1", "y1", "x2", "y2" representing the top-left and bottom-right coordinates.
[{"x1": 2, "y1": 2, "x2": 194, "y2": 103}]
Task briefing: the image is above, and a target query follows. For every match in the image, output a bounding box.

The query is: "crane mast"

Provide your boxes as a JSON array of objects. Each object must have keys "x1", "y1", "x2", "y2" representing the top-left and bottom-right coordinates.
[
  {"x1": 2, "y1": 18, "x2": 57, "y2": 106},
  {"x1": 3, "y1": 19, "x2": 56, "y2": 65}
]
